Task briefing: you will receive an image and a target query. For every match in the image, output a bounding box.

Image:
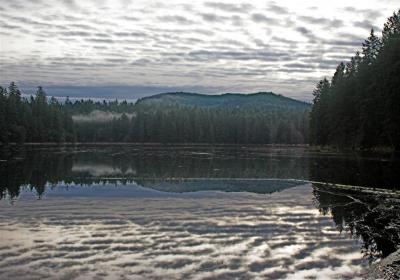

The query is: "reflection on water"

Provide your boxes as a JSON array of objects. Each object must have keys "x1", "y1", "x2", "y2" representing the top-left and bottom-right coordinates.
[
  {"x1": 0, "y1": 145, "x2": 311, "y2": 199},
  {"x1": 1, "y1": 185, "x2": 368, "y2": 279},
  {"x1": 1, "y1": 145, "x2": 399, "y2": 199},
  {"x1": 313, "y1": 184, "x2": 400, "y2": 259},
  {"x1": 0, "y1": 145, "x2": 399, "y2": 279}
]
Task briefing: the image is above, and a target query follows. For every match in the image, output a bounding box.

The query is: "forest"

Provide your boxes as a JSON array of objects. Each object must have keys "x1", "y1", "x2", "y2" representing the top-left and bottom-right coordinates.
[
  {"x1": 0, "y1": 84, "x2": 75, "y2": 143},
  {"x1": 309, "y1": 10, "x2": 400, "y2": 150},
  {"x1": 0, "y1": 84, "x2": 309, "y2": 144}
]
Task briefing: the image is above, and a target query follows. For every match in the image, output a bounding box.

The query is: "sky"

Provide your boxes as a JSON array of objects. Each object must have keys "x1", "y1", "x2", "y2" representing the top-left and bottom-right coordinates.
[{"x1": 0, "y1": 0, "x2": 398, "y2": 101}]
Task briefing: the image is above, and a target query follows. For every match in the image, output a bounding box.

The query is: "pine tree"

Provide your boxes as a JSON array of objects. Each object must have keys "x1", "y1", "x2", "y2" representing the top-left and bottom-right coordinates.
[
  {"x1": 362, "y1": 29, "x2": 381, "y2": 64},
  {"x1": 382, "y1": 9, "x2": 400, "y2": 43},
  {"x1": 8, "y1": 81, "x2": 21, "y2": 97},
  {"x1": 310, "y1": 78, "x2": 331, "y2": 145}
]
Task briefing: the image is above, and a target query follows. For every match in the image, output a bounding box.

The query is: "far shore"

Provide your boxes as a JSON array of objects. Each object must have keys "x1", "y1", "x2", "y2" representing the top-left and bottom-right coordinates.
[
  {"x1": 0, "y1": 142, "x2": 310, "y2": 147},
  {"x1": 1, "y1": 142, "x2": 398, "y2": 153}
]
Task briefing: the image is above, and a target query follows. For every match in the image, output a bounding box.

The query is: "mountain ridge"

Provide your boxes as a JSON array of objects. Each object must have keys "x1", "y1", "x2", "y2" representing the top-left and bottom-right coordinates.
[{"x1": 135, "y1": 91, "x2": 311, "y2": 110}]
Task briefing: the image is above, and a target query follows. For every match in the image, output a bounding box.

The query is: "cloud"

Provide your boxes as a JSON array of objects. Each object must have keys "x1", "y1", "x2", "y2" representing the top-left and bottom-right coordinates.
[
  {"x1": 113, "y1": 31, "x2": 147, "y2": 37},
  {"x1": 68, "y1": 23, "x2": 99, "y2": 30},
  {"x1": 298, "y1": 16, "x2": 343, "y2": 28},
  {"x1": 324, "y1": 39, "x2": 361, "y2": 47},
  {"x1": 0, "y1": 22, "x2": 31, "y2": 33},
  {"x1": 0, "y1": 0, "x2": 398, "y2": 102},
  {"x1": 60, "y1": 0, "x2": 79, "y2": 9},
  {"x1": 204, "y1": 2, "x2": 253, "y2": 13},
  {"x1": 284, "y1": 63, "x2": 313, "y2": 69},
  {"x1": 267, "y1": 3, "x2": 289, "y2": 14},
  {"x1": 353, "y1": 20, "x2": 380, "y2": 31},
  {"x1": 251, "y1": 13, "x2": 279, "y2": 24},
  {"x1": 200, "y1": 13, "x2": 227, "y2": 22},
  {"x1": 85, "y1": 38, "x2": 115, "y2": 44},
  {"x1": 60, "y1": 31, "x2": 92, "y2": 37},
  {"x1": 343, "y1": 7, "x2": 383, "y2": 20},
  {"x1": 186, "y1": 50, "x2": 292, "y2": 62},
  {"x1": 296, "y1": 26, "x2": 318, "y2": 42},
  {"x1": 2, "y1": 15, "x2": 54, "y2": 28},
  {"x1": 296, "y1": 26, "x2": 310, "y2": 34},
  {"x1": 272, "y1": 36, "x2": 298, "y2": 44},
  {"x1": 158, "y1": 15, "x2": 196, "y2": 25}
]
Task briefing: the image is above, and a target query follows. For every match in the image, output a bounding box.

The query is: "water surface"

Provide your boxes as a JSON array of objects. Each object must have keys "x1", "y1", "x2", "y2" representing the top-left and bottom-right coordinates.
[{"x1": 0, "y1": 145, "x2": 399, "y2": 279}]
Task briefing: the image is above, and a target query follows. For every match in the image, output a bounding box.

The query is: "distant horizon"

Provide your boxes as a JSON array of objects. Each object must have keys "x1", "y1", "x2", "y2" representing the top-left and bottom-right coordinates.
[
  {"x1": 7, "y1": 83, "x2": 315, "y2": 102},
  {"x1": 13, "y1": 85, "x2": 312, "y2": 103}
]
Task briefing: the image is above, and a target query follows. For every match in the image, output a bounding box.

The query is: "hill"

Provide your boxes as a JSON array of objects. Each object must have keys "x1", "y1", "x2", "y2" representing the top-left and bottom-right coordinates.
[
  {"x1": 135, "y1": 92, "x2": 310, "y2": 110},
  {"x1": 123, "y1": 91, "x2": 311, "y2": 144}
]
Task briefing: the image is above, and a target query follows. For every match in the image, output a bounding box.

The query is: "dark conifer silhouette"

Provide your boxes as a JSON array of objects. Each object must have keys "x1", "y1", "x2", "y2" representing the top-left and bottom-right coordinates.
[{"x1": 310, "y1": 10, "x2": 400, "y2": 150}]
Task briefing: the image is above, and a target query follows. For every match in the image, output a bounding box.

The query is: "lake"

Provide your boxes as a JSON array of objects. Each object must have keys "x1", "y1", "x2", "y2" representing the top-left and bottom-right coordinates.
[{"x1": 0, "y1": 145, "x2": 399, "y2": 279}]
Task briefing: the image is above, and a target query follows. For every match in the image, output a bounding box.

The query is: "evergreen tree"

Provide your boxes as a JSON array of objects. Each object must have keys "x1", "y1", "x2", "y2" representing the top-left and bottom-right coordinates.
[
  {"x1": 382, "y1": 10, "x2": 400, "y2": 43},
  {"x1": 309, "y1": 10, "x2": 400, "y2": 150},
  {"x1": 362, "y1": 29, "x2": 381, "y2": 65}
]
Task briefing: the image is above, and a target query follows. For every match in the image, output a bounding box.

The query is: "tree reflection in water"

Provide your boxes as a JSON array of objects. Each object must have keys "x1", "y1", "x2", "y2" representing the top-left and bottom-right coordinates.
[
  {"x1": 0, "y1": 145, "x2": 310, "y2": 199},
  {"x1": 313, "y1": 184, "x2": 400, "y2": 260}
]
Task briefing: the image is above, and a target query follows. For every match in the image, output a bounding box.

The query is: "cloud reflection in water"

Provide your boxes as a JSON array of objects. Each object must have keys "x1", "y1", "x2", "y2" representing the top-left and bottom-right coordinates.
[{"x1": 0, "y1": 184, "x2": 367, "y2": 279}]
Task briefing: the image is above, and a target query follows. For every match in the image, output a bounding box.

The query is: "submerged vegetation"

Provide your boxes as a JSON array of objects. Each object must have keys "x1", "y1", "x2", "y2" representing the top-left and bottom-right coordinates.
[{"x1": 310, "y1": 10, "x2": 400, "y2": 151}]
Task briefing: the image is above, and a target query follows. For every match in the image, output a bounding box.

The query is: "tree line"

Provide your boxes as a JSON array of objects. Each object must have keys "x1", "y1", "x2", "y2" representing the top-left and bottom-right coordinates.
[
  {"x1": 0, "y1": 83, "x2": 75, "y2": 143},
  {"x1": 0, "y1": 82, "x2": 309, "y2": 144},
  {"x1": 63, "y1": 97, "x2": 135, "y2": 115},
  {"x1": 310, "y1": 10, "x2": 400, "y2": 150},
  {"x1": 74, "y1": 103, "x2": 309, "y2": 144}
]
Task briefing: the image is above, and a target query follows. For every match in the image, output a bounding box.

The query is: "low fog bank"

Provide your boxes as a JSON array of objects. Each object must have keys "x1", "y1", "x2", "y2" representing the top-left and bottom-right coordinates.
[{"x1": 72, "y1": 110, "x2": 136, "y2": 123}]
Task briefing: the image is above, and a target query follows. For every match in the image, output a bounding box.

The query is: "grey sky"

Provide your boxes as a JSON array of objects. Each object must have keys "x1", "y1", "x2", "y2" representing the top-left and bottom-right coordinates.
[{"x1": 0, "y1": 0, "x2": 398, "y2": 101}]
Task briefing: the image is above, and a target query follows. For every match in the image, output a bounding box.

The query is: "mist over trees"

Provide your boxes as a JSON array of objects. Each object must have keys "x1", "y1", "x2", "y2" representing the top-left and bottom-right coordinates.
[
  {"x1": 310, "y1": 10, "x2": 400, "y2": 150},
  {"x1": 0, "y1": 83, "x2": 309, "y2": 144},
  {"x1": 72, "y1": 96, "x2": 309, "y2": 144}
]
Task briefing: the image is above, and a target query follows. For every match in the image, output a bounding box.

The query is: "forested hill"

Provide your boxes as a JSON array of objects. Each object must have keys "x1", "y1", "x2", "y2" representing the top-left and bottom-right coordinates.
[
  {"x1": 136, "y1": 92, "x2": 310, "y2": 110},
  {"x1": 127, "y1": 92, "x2": 310, "y2": 144},
  {"x1": 0, "y1": 84, "x2": 310, "y2": 144}
]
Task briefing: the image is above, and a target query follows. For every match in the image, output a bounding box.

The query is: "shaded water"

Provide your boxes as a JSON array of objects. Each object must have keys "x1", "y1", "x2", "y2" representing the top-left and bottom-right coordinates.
[{"x1": 0, "y1": 145, "x2": 399, "y2": 279}]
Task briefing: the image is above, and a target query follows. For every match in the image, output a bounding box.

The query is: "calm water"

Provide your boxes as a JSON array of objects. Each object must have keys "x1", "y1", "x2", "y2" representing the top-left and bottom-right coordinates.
[{"x1": 0, "y1": 145, "x2": 399, "y2": 279}]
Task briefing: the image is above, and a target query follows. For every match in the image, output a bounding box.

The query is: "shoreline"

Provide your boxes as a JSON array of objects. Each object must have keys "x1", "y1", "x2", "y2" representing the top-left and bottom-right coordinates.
[
  {"x1": 0, "y1": 142, "x2": 396, "y2": 153},
  {"x1": 0, "y1": 142, "x2": 310, "y2": 148}
]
